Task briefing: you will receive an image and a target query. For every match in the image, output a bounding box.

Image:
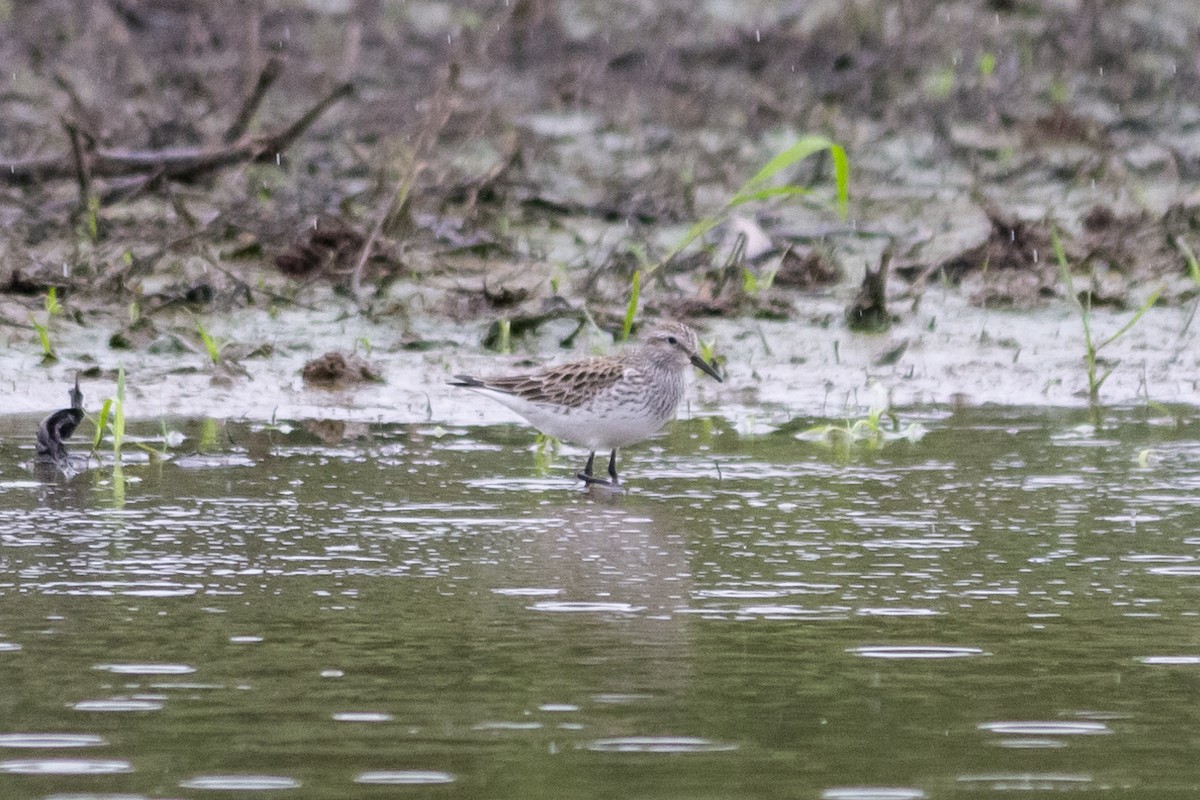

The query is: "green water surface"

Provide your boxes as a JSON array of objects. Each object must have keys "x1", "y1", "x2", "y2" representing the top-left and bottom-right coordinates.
[{"x1": 1, "y1": 407, "x2": 1199, "y2": 799}]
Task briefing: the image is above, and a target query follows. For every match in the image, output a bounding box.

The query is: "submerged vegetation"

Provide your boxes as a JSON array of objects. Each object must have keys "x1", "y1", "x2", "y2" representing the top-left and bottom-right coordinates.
[{"x1": 794, "y1": 384, "x2": 927, "y2": 457}]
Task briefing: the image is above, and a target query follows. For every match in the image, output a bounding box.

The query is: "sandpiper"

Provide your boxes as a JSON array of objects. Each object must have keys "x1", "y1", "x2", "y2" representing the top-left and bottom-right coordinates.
[{"x1": 450, "y1": 321, "x2": 722, "y2": 487}]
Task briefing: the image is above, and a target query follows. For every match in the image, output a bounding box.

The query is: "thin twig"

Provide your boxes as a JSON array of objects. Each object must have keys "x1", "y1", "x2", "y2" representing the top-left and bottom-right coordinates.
[
  {"x1": 349, "y1": 75, "x2": 453, "y2": 305},
  {"x1": 257, "y1": 82, "x2": 354, "y2": 157},
  {"x1": 62, "y1": 120, "x2": 93, "y2": 212},
  {"x1": 224, "y1": 55, "x2": 283, "y2": 144}
]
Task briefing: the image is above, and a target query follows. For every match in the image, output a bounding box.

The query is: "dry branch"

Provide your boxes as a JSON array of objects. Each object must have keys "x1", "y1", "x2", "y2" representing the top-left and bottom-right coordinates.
[
  {"x1": 223, "y1": 56, "x2": 284, "y2": 144},
  {"x1": 1, "y1": 81, "x2": 354, "y2": 187}
]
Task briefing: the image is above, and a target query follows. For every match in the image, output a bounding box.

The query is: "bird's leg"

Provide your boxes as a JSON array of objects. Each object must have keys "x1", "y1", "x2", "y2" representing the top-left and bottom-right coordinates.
[
  {"x1": 577, "y1": 451, "x2": 604, "y2": 484},
  {"x1": 607, "y1": 449, "x2": 619, "y2": 485}
]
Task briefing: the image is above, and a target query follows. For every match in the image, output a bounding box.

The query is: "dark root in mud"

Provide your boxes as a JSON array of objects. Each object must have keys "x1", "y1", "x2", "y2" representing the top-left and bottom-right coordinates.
[
  {"x1": 845, "y1": 245, "x2": 893, "y2": 333},
  {"x1": 302, "y1": 351, "x2": 382, "y2": 388},
  {"x1": 274, "y1": 216, "x2": 400, "y2": 287},
  {"x1": 773, "y1": 246, "x2": 843, "y2": 290},
  {"x1": 900, "y1": 205, "x2": 1062, "y2": 309}
]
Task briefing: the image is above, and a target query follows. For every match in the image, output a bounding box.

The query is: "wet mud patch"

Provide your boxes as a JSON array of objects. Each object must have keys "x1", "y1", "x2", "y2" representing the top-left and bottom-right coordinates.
[{"x1": 903, "y1": 200, "x2": 1200, "y2": 309}]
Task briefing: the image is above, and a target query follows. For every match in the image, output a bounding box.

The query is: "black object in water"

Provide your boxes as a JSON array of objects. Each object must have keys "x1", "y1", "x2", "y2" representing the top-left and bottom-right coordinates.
[{"x1": 36, "y1": 376, "x2": 85, "y2": 466}]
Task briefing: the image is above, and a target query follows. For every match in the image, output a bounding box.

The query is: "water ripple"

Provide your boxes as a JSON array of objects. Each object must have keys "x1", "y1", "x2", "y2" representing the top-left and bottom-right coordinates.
[
  {"x1": 527, "y1": 601, "x2": 646, "y2": 614},
  {"x1": 859, "y1": 538, "x2": 974, "y2": 550},
  {"x1": 73, "y1": 699, "x2": 164, "y2": 713},
  {"x1": 1138, "y1": 655, "x2": 1200, "y2": 666},
  {"x1": 848, "y1": 645, "x2": 988, "y2": 659},
  {"x1": 180, "y1": 775, "x2": 301, "y2": 790},
  {"x1": 0, "y1": 733, "x2": 106, "y2": 748},
  {"x1": 822, "y1": 789, "x2": 927, "y2": 800},
  {"x1": 856, "y1": 608, "x2": 942, "y2": 617},
  {"x1": 0, "y1": 758, "x2": 132, "y2": 775},
  {"x1": 584, "y1": 736, "x2": 737, "y2": 753},
  {"x1": 94, "y1": 663, "x2": 196, "y2": 676},
  {"x1": 332, "y1": 712, "x2": 394, "y2": 723},
  {"x1": 956, "y1": 773, "x2": 1092, "y2": 790},
  {"x1": 979, "y1": 721, "x2": 1111, "y2": 736},
  {"x1": 355, "y1": 770, "x2": 456, "y2": 785}
]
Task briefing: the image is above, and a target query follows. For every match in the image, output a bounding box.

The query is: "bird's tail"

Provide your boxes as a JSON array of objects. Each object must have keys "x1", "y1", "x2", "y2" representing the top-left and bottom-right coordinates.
[{"x1": 448, "y1": 374, "x2": 484, "y2": 387}]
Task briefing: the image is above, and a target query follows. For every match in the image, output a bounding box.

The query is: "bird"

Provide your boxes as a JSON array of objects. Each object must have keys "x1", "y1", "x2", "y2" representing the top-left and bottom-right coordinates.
[
  {"x1": 450, "y1": 320, "x2": 722, "y2": 487},
  {"x1": 35, "y1": 375, "x2": 85, "y2": 469}
]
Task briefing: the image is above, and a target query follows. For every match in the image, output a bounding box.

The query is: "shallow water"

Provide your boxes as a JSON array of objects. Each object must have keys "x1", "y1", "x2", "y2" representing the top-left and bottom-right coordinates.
[{"x1": 2, "y1": 406, "x2": 1200, "y2": 799}]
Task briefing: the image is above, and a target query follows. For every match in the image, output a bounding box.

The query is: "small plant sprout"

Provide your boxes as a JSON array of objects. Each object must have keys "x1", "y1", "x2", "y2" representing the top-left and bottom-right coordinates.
[
  {"x1": 796, "y1": 383, "x2": 926, "y2": 452},
  {"x1": 354, "y1": 336, "x2": 373, "y2": 357},
  {"x1": 697, "y1": 337, "x2": 722, "y2": 379},
  {"x1": 1174, "y1": 236, "x2": 1200, "y2": 284},
  {"x1": 497, "y1": 318, "x2": 512, "y2": 354},
  {"x1": 1053, "y1": 229, "x2": 1162, "y2": 406},
  {"x1": 195, "y1": 318, "x2": 222, "y2": 364},
  {"x1": 742, "y1": 264, "x2": 777, "y2": 296},
  {"x1": 978, "y1": 51, "x2": 997, "y2": 78},
  {"x1": 30, "y1": 287, "x2": 63, "y2": 363},
  {"x1": 31, "y1": 317, "x2": 55, "y2": 362},
  {"x1": 91, "y1": 367, "x2": 127, "y2": 465},
  {"x1": 533, "y1": 432, "x2": 559, "y2": 476},
  {"x1": 45, "y1": 287, "x2": 63, "y2": 315}
]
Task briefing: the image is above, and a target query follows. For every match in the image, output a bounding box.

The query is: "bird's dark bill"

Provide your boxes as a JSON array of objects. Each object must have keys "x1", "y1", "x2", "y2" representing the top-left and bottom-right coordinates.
[{"x1": 690, "y1": 353, "x2": 722, "y2": 382}]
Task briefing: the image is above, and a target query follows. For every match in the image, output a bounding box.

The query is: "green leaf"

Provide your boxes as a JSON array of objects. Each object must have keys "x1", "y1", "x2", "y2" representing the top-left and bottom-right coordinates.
[
  {"x1": 978, "y1": 52, "x2": 997, "y2": 77},
  {"x1": 45, "y1": 286, "x2": 62, "y2": 315},
  {"x1": 735, "y1": 135, "x2": 837, "y2": 195},
  {"x1": 196, "y1": 319, "x2": 220, "y2": 364},
  {"x1": 1101, "y1": 286, "x2": 1162, "y2": 349},
  {"x1": 622, "y1": 270, "x2": 641, "y2": 341},
  {"x1": 112, "y1": 366, "x2": 126, "y2": 465},
  {"x1": 830, "y1": 143, "x2": 850, "y2": 221},
  {"x1": 741, "y1": 267, "x2": 759, "y2": 295},
  {"x1": 92, "y1": 399, "x2": 113, "y2": 453}
]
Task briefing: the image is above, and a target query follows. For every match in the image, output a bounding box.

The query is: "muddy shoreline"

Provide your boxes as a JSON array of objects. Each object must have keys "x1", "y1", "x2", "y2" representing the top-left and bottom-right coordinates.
[
  {"x1": 3, "y1": 1, "x2": 1199, "y2": 429},
  {"x1": 4, "y1": 286, "x2": 1198, "y2": 433}
]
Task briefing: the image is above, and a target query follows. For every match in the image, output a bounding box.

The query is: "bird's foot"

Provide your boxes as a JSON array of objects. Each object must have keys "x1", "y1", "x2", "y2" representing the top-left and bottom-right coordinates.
[{"x1": 576, "y1": 471, "x2": 623, "y2": 491}]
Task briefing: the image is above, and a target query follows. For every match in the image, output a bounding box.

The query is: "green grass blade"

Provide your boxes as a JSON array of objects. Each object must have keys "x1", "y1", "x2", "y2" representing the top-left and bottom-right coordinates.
[
  {"x1": 196, "y1": 319, "x2": 220, "y2": 364},
  {"x1": 622, "y1": 270, "x2": 641, "y2": 341},
  {"x1": 112, "y1": 366, "x2": 126, "y2": 465},
  {"x1": 1100, "y1": 285, "x2": 1163, "y2": 349},
  {"x1": 1053, "y1": 228, "x2": 1093, "y2": 341},
  {"x1": 742, "y1": 267, "x2": 759, "y2": 295},
  {"x1": 92, "y1": 399, "x2": 113, "y2": 453},
  {"x1": 735, "y1": 135, "x2": 836, "y2": 194},
  {"x1": 1173, "y1": 236, "x2": 1200, "y2": 284},
  {"x1": 31, "y1": 318, "x2": 54, "y2": 358},
  {"x1": 830, "y1": 143, "x2": 850, "y2": 220}
]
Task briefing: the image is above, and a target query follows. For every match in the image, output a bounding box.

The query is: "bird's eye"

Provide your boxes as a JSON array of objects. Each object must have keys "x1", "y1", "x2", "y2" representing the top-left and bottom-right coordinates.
[{"x1": 667, "y1": 336, "x2": 678, "y2": 345}]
